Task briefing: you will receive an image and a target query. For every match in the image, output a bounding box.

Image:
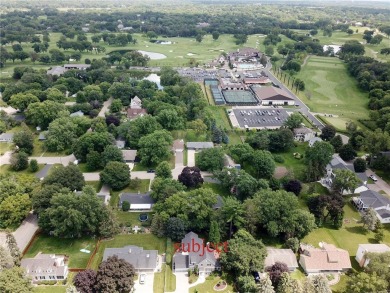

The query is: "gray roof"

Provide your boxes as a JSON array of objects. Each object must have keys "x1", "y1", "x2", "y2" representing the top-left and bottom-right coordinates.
[
  {"x1": 21, "y1": 254, "x2": 67, "y2": 277},
  {"x1": 213, "y1": 195, "x2": 224, "y2": 209},
  {"x1": 359, "y1": 190, "x2": 390, "y2": 209},
  {"x1": 47, "y1": 66, "x2": 66, "y2": 76},
  {"x1": 103, "y1": 245, "x2": 158, "y2": 270},
  {"x1": 377, "y1": 209, "x2": 390, "y2": 219},
  {"x1": 70, "y1": 110, "x2": 84, "y2": 117},
  {"x1": 0, "y1": 133, "x2": 14, "y2": 141},
  {"x1": 186, "y1": 142, "x2": 214, "y2": 149},
  {"x1": 174, "y1": 232, "x2": 219, "y2": 268},
  {"x1": 355, "y1": 172, "x2": 367, "y2": 182},
  {"x1": 64, "y1": 64, "x2": 91, "y2": 69},
  {"x1": 122, "y1": 150, "x2": 137, "y2": 161},
  {"x1": 265, "y1": 248, "x2": 298, "y2": 269},
  {"x1": 173, "y1": 253, "x2": 188, "y2": 270},
  {"x1": 329, "y1": 156, "x2": 355, "y2": 173},
  {"x1": 293, "y1": 127, "x2": 313, "y2": 135},
  {"x1": 119, "y1": 193, "x2": 154, "y2": 205},
  {"x1": 38, "y1": 133, "x2": 46, "y2": 140}
]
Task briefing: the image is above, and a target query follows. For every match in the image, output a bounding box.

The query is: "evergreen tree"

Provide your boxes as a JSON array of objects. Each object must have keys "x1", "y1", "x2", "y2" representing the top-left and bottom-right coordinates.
[
  {"x1": 258, "y1": 274, "x2": 275, "y2": 293},
  {"x1": 208, "y1": 220, "x2": 221, "y2": 244},
  {"x1": 6, "y1": 231, "x2": 21, "y2": 266},
  {"x1": 212, "y1": 126, "x2": 222, "y2": 144}
]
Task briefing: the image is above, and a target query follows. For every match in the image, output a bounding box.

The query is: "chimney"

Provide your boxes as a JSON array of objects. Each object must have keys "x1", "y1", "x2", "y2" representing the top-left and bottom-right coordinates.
[
  {"x1": 128, "y1": 249, "x2": 132, "y2": 254},
  {"x1": 146, "y1": 254, "x2": 150, "y2": 258}
]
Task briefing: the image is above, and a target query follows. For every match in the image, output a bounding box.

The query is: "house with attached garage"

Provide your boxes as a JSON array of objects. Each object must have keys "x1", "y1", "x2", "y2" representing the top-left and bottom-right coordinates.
[
  {"x1": 122, "y1": 150, "x2": 137, "y2": 163},
  {"x1": 299, "y1": 243, "x2": 351, "y2": 274},
  {"x1": 119, "y1": 192, "x2": 155, "y2": 211},
  {"x1": 355, "y1": 244, "x2": 390, "y2": 267},
  {"x1": 173, "y1": 232, "x2": 221, "y2": 275},
  {"x1": 103, "y1": 245, "x2": 159, "y2": 273},
  {"x1": 352, "y1": 189, "x2": 390, "y2": 224},
  {"x1": 186, "y1": 142, "x2": 214, "y2": 151},
  {"x1": 293, "y1": 127, "x2": 315, "y2": 142},
  {"x1": 320, "y1": 155, "x2": 368, "y2": 195},
  {"x1": 21, "y1": 253, "x2": 68, "y2": 283},
  {"x1": 308, "y1": 137, "x2": 322, "y2": 147}
]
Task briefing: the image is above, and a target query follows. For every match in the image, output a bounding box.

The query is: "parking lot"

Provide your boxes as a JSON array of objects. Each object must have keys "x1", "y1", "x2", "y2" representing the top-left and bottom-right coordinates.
[
  {"x1": 232, "y1": 108, "x2": 290, "y2": 129},
  {"x1": 177, "y1": 68, "x2": 218, "y2": 81}
]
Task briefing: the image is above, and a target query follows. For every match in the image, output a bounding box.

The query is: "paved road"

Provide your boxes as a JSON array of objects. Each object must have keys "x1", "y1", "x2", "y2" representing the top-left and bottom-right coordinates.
[
  {"x1": 98, "y1": 97, "x2": 113, "y2": 118},
  {"x1": 366, "y1": 169, "x2": 390, "y2": 196},
  {"x1": 83, "y1": 170, "x2": 156, "y2": 181}
]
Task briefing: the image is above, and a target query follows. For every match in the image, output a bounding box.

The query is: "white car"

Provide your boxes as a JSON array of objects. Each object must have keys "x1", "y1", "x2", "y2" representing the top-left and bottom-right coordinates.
[
  {"x1": 369, "y1": 175, "x2": 378, "y2": 182},
  {"x1": 139, "y1": 273, "x2": 146, "y2": 284}
]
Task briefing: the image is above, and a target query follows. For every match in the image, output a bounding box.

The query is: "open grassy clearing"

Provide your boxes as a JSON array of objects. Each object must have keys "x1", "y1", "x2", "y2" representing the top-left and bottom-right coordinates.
[
  {"x1": 295, "y1": 56, "x2": 368, "y2": 124},
  {"x1": 88, "y1": 234, "x2": 166, "y2": 270},
  {"x1": 275, "y1": 142, "x2": 308, "y2": 181},
  {"x1": 318, "y1": 116, "x2": 356, "y2": 132},
  {"x1": 24, "y1": 235, "x2": 97, "y2": 268},
  {"x1": 115, "y1": 211, "x2": 152, "y2": 226}
]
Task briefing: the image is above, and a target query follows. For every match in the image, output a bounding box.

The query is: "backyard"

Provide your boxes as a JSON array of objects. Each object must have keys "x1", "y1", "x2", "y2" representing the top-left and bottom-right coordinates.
[
  {"x1": 189, "y1": 276, "x2": 234, "y2": 293},
  {"x1": 23, "y1": 235, "x2": 97, "y2": 268}
]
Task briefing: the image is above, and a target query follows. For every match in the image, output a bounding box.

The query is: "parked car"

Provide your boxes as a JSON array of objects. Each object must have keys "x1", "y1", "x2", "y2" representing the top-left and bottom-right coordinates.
[
  {"x1": 139, "y1": 273, "x2": 146, "y2": 284},
  {"x1": 369, "y1": 175, "x2": 378, "y2": 182},
  {"x1": 147, "y1": 169, "x2": 155, "y2": 173},
  {"x1": 252, "y1": 271, "x2": 260, "y2": 283}
]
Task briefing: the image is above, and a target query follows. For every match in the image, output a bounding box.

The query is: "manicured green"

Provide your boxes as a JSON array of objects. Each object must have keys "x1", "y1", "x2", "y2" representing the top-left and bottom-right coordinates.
[
  {"x1": 85, "y1": 180, "x2": 102, "y2": 192},
  {"x1": 24, "y1": 235, "x2": 97, "y2": 268},
  {"x1": 295, "y1": 56, "x2": 369, "y2": 124},
  {"x1": 153, "y1": 264, "x2": 166, "y2": 293},
  {"x1": 203, "y1": 181, "x2": 231, "y2": 197},
  {"x1": 89, "y1": 234, "x2": 166, "y2": 270}
]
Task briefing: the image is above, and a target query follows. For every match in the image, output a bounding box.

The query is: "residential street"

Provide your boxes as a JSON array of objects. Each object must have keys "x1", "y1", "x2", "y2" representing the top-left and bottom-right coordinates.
[{"x1": 366, "y1": 169, "x2": 390, "y2": 196}]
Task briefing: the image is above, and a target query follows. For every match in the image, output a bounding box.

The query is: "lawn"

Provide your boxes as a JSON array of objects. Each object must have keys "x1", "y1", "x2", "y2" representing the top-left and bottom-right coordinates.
[
  {"x1": 203, "y1": 181, "x2": 230, "y2": 197},
  {"x1": 24, "y1": 235, "x2": 97, "y2": 268},
  {"x1": 88, "y1": 234, "x2": 166, "y2": 270},
  {"x1": 33, "y1": 286, "x2": 66, "y2": 293},
  {"x1": 153, "y1": 264, "x2": 166, "y2": 293},
  {"x1": 165, "y1": 264, "x2": 176, "y2": 292},
  {"x1": 318, "y1": 115, "x2": 359, "y2": 133},
  {"x1": 189, "y1": 276, "x2": 234, "y2": 293},
  {"x1": 85, "y1": 180, "x2": 102, "y2": 192},
  {"x1": 115, "y1": 211, "x2": 152, "y2": 226},
  {"x1": 0, "y1": 164, "x2": 44, "y2": 175},
  {"x1": 275, "y1": 142, "x2": 308, "y2": 181},
  {"x1": 302, "y1": 202, "x2": 390, "y2": 260},
  {"x1": 211, "y1": 106, "x2": 232, "y2": 130},
  {"x1": 295, "y1": 56, "x2": 368, "y2": 125},
  {"x1": 109, "y1": 179, "x2": 150, "y2": 208}
]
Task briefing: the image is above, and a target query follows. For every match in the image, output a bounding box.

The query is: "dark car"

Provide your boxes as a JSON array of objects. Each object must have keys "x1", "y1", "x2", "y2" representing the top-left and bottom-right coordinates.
[
  {"x1": 252, "y1": 271, "x2": 260, "y2": 283},
  {"x1": 147, "y1": 169, "x2": 155, "y2": 173}
]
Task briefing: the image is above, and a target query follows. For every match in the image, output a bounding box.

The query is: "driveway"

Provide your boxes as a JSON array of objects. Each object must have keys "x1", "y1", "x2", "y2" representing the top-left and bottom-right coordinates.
[
  {"x1": 133, "y1": 272, "x2": 154, "y2": 293},
  {"x1": 175, "y1": 151, "x2": 184, "y2": 168},
  {"x1": 35, "y1": 164, "x2": 53, "y2": 179},
  {"x1": 98, "y1": 97, "x2": 113, "y2": 117},
  {"x1": 13, "y1": 213, "x2": 39, "y2": 253},
  {"x1": 0, "y1": 151, "x2": 12, "y2": 165},
  {"x1": 187, "y1": 150, "x2": 196, "y2": 167},
  {"x1": 172, "y1": 272, "x2": 189, "y2": 293},
  {"x1": 366, "y1": 169, "x2": 390, "y2": 196}
]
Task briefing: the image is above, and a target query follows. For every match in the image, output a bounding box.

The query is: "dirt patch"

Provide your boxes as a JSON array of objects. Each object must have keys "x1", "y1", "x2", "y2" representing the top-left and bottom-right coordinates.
[{"x1": 274, "y1": 166, "x2": 288, "y2": 179}]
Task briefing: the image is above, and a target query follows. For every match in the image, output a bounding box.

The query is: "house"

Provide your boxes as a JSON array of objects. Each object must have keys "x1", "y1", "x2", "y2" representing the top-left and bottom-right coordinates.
[
  {"x1": 186, "y1": 142, "x2": 214, "y2": 150},
  {"x1": 21, "y1": 253, "x2": 68, "y2": 283},
  {"x1": 0, "y1": 133, "x2": 14, "y2": 142},
  {"x1": 63, "y1": 64, "x2": 91, "y2": 71},
  {"x1": 173, "y1": 232, "x2": 221, "y2": 274},
  {"x1": 46, "y1": 66, "x2": 66, "y2": 76},
  {"x1": 308, "y1": 137, "x2": 322, "y2": 147},
  {"x1": 355, "y1": 244, "x2": 390, "y2": 267},
  {"x1": 127, "y1": 108, "x2": 147, "y2": 120},
  {"x1": 352, "y1": 190, "x2": 390, "y2": 224},
  {"x1": 116, "y1": 139, "x2": 125, "y2": 149},
  {"x1": 321, "y1": 155, "x2": 368, "y2": 195},
  {"x1": 299, "y1": 243, "x2": 352, "y2": 274},
  {"x1": 122, "y1": 150, "x2": 137, "y2": 162},
  {"x1": 69, "y1": 110, "x2": 84, "y2": 117},
  {"x1": 103, "y1": 245, "x2": 159, "y2": 273},
  {"x1": 47, "y1": 64, "x2": 90, "y2": 76},
  {"x1": 172, "y1": 139, "x2": 184, "y2": 152},
  {"x1": 265, "y1": 248, "x2": 299, "y2": 271},
  {"x1": 119, "y1": 193, "x2": 155, "y2": 210},
  {"x1": 130, "y1": 96, "x2": 142, "y2": 109},
  {"x1": 228, "y1": 47, "x2": 260, "y2": 60},
  {"x1": 252, "y1": 86, "x2": 295, "y2": 106},
  {"x1": 293, "y1": 127, "x2": 315, "y2": 142}
]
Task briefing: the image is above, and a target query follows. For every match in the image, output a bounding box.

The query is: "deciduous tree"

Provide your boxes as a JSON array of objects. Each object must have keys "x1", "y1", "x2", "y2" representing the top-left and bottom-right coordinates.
[
  {"x1": 283, "y1": 113, "x2": 303, "y2": 130},
  {"x1": 0, "y1": 267, "x2": 32, "y2": 293},
  {"x1": 155, "y1": 161, "x2": 172, "y2": 179},
  {"x1": 178, "y1": 167, "x2": 203, "y2": 188},
  {"x1": 138, "y1": 130, "x2": 173, "y2": 166},
  {"x1": 196, "y1": 148, "x2": 224, "y2": 171},
  {"x1": 332, "y1": 169, "x2": 360, "y2": 194},
  {"x1": 43, "y1": 164, "x2": 85, "y2": 191},
  {"x1": 74, "y1": 269, "x2": 97, "y2": 293},
  {"x1": 305, "y1": 141, "x2": 334, "y2": 181},
  {"x1": 100, "y1": 162, "x2": 130, "y2": 190}
]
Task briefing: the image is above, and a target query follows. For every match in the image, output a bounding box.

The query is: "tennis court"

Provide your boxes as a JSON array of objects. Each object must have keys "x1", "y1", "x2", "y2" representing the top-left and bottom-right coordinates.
[
  {"x1": 210, "y1": 85, "x2": 225, "y2": 105},
  {"x1": 222, "y1": 90, "x2": 259, "y2": 105}
]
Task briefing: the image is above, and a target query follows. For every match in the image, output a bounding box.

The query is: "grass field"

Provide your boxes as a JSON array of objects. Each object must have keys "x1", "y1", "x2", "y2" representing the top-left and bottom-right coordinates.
[
  {"x1": 24, "y1": 235, "x2": 97, "y2": 268},
  {"x1": 33, "y1": 286, "x2": 66, "y2": 293},
  {"x1": 295, "y1": 56, "x2": 369, "y2": 124},
  {"x1": 319, "y1": 115, "x2": 359, "y2": 132},
  {"x1": 189, "y1": 276, "x2": 234, "y2": 293},
  {"x1": 116, "y1": 211, "x2": 152, "y2": 226},
  {"x1": 88, "y1": 234, "x2": 166, "y2": 270}
]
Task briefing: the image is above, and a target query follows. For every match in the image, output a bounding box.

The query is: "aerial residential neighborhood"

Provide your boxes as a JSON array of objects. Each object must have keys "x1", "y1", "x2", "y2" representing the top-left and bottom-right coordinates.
[{"x1": 0, "y1": 0, "x2": 390, "y2": 293}]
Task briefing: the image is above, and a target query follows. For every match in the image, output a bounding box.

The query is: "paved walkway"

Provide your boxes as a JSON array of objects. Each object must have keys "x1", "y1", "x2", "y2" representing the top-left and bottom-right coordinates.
[
  {"x1": 188, "y1": 274, "x2": 206, "y2": 288},
  {"x1": 187, "y1": 150, "x2": 196, "y2": 167},
  {"x1": 98, "y1": 97, "x2": 113, "y2": 117}
]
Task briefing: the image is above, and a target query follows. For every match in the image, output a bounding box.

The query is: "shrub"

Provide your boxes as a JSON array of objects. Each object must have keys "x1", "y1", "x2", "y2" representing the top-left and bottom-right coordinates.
[
  {"x1": 273, "y1": 154, "x2": 285, "y2": 163},
  {"x1": 29, "y1": 159, "x2": 39, "y2": 172},
  {"x1": 122, "y1": 201, "x2": 130, "y2": 211}
]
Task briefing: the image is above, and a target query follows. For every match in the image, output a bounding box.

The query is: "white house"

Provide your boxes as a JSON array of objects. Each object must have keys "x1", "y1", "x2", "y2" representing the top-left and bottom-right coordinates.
[
  {"x1": 21, "y1": 253, "x2": 68, "y2": 283},
  {"x1": 352, "y1": 190, "x2": 390, "y2": 224},
  {"x1": 293, "y1": 127, "x2": 315, "y2": 142},
  {"x1": 130, "y1": 96, "x2": 142, "y2": 109},
  {"x1": 355, "y1": 244, "x2": 390, "y2": 267},
  {"x1": 321, "y1": 155, "x2": 368, "y2": 195}
]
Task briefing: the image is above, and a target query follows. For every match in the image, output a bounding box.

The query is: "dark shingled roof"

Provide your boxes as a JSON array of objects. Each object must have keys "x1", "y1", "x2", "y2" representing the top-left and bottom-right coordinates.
[
  {"x1": 103, "y1": 245, "x2": 158, "y2": 270},
  {"x1": 359, "y1": 190, "x2": 390, "y2": 209}
]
